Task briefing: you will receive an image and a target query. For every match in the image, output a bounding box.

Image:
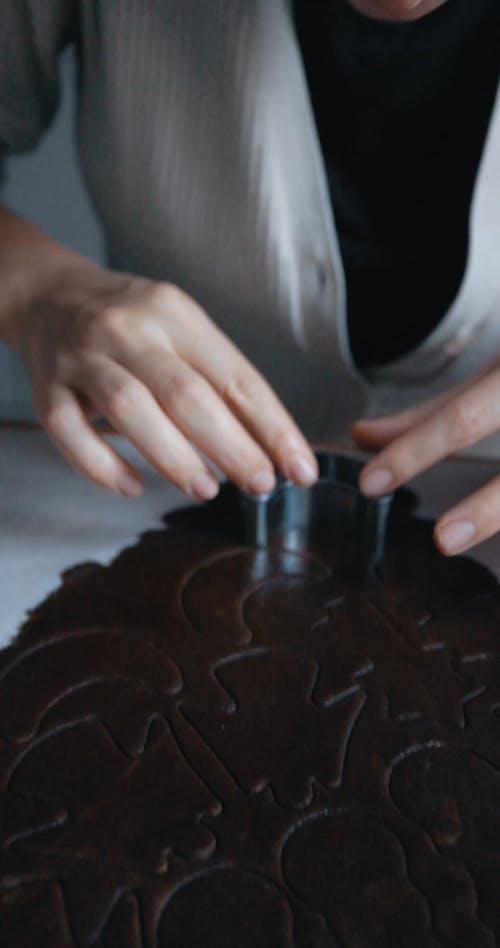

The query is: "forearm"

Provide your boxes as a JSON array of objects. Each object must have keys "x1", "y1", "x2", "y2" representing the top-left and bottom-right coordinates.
[{"x1": 0, "y1": 202, "x2": 101, "y2": 349}]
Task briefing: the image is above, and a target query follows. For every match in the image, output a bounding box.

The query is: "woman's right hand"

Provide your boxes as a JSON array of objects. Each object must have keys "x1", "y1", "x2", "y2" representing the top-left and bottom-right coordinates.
[{"x1": 2, "y1": 217, "x2": 317, "y2": 500}]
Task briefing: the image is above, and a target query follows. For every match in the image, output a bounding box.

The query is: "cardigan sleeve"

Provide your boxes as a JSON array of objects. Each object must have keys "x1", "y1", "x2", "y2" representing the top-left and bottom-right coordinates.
[{"x1": 0, "y1": 0, "x2": 78, "y2": 185}]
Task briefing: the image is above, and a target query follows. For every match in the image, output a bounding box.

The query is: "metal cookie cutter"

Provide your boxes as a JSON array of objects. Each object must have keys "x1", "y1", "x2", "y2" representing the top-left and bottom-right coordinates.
[{"x1": 240, "y1": 452, "x2": 393, "y2": 576}]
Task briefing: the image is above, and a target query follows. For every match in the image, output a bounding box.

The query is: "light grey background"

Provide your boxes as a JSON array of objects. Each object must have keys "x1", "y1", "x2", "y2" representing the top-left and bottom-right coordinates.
[{"x1": 0, "y1": 52, "x2": 102, "y2": 420}]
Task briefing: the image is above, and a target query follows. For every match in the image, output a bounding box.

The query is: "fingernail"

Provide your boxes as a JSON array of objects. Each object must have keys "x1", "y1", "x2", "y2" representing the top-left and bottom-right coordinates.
[
  {"x1": 361, "y1": 467, "x2": 394, "y2": 496},
  {"x1": 248, "y1": 469, "x2": 276, "y2": 494},
  {"x1": 119, "y1": 474, "x2": 143, "y2": 498},
  {"x1": 287, "y1": 454, "x2": 318, "y2": 486},
  {"x1": 192, "y1": 471, "x2": 219, "y2": 501},
  {"x1": 437, "y1": 519, "x2": 476, "y2": 555}
]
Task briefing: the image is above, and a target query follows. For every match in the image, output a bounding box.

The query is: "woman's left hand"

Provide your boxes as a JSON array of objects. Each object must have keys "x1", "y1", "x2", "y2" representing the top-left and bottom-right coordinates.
[{"x1": 351, "y1": 357, "x2": 500, "y2": 556}]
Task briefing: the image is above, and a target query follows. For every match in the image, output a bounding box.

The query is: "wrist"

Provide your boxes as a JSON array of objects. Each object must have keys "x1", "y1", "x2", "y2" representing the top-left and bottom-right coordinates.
[
  {"x1": 3, "y1": 258, "x2": 103, "y2": 350},
  {"x1": 0, "y1": 204, "x2": 104, "y2": 350}
]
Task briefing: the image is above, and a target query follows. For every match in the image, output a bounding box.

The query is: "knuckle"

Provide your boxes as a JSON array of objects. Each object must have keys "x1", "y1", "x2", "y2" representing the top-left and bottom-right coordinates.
[
  {"x1": 104, "y1": 379, "x2": 143, "y2": 422},
  {"x1": 148, "y1": 282, "x2": 211, "y2": 339},
  {"x1": 445, "y1": 397, "x2": 481, "y2": 449},
  {"x1": 51, "y1": 349, "x2": 75, "y2": 381},
  {"x1": 161, "y1": 371, "x2": 206, "y2": 411},
  {"x1": 149, "y1": 281, "x2": 185, "y2": 314},
  {"x1": 223, "y1": 440, "x2": 269, "y2": 477},
  {"x1": 222, "y1": 370, "x2": 259, "y2": 410},
  {"x1": 79, "y1": 306, "x2": 127, "y2": 352},
  {"x1": 97, "y1": 305, "x2": 128, "y2": 343},
  {"x1": 384, "y1": 443, "x2": 419, "y2": 483},
  {"x1": 42, "y1": 401, "x2": 72, "y2": 437}
]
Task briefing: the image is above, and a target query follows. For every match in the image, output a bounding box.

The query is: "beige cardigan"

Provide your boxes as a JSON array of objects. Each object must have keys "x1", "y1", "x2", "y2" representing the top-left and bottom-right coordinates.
[{"x1": 1, "y1": 0, "x2": 500, "y2": 441}]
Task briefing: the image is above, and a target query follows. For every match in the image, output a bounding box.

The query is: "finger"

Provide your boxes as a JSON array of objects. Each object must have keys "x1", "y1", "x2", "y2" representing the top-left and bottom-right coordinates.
[
  {"x1": 158, "y1": 295, "x2": 318, "y2": 486},
  {"x1": 351, "y1": 391, "x2": 452, "y2": 450},
  {"x1": 352, "y1": 364, "x2": 494, "y2": 451},
  {"x1": 34, "y1": 385, "x2": 144, "y2": 497},
  {"x1": 359, "y1": 366, "x2": 500, "y2": 496},
  {"x1": 77, "y1": 358, "x2": 221, "y2": 500},
  {"x1": 434, "y1": 474, "x2": 500, "y2": 555},
  {"x1": 122, "y1": 344, "x2": 279, "y2": 494}
]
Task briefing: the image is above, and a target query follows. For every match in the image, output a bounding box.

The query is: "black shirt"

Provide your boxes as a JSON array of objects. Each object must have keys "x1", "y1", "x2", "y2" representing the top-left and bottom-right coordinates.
[{"x1": 294, "y1": 0, "x2": 500, "y2": 367}]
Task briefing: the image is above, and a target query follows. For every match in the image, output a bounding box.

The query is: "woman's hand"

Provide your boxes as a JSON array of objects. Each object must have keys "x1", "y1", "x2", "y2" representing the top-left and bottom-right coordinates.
[
  {"x1": 10, "y1": 268, "x2": 319, "y2": 500},
  {"x1": 0, "y1": 201, "x2": 318, "y2": 501},
  {"x1": 352, "y1": 358, "x2": 500, "y2": 555}
]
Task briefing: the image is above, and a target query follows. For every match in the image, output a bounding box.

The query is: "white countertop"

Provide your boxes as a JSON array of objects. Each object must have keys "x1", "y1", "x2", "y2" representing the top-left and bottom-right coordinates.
[{"x1": 2, "y1": 428, "x2": 500, "y2": 648}]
